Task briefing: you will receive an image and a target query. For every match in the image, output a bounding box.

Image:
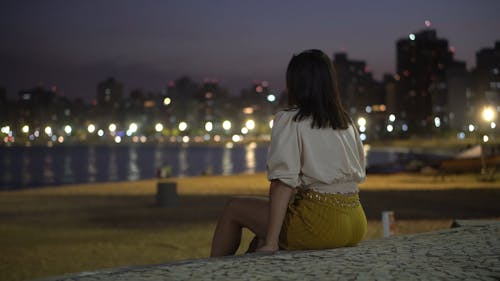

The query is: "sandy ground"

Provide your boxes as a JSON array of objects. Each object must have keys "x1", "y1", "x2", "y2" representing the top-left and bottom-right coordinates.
[{"x1": 1, "y1": 172, "x2": 499, "y2": 281}]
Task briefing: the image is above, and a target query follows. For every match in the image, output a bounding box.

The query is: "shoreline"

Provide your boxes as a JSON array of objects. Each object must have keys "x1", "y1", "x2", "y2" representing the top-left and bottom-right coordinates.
[{"x1": 2, "y1": 172, "x2": 499, "y2": 195}]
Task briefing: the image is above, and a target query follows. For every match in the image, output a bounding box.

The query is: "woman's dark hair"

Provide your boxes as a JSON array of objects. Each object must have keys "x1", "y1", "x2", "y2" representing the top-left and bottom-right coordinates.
[{"x1": 286, "y1": 49, "x2": 351, "y2": 129}]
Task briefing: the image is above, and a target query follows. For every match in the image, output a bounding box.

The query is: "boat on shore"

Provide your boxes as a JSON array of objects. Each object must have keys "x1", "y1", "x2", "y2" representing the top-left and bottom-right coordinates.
[{"x1": 438, "y1": 144, "x2": 500, "y2": 173}]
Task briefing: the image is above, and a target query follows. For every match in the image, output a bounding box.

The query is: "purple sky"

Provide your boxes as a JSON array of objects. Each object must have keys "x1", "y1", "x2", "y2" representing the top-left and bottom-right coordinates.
[{"x1": 1, "y1": 0, "x2": 499, "y2": 101}]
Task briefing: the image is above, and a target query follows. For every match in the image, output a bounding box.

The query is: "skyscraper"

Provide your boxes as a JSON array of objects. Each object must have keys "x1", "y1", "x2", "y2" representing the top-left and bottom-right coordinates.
[
  {"x1": 471, "y1": 41, "x2": 500, "y2": 107},
  {"x1": 446, "y1": 61, "x2": 470, "y2": 130},
  {"x1": 333, "y1": 53, "x2": 384, "y2": 116},
  {"x1": 97, "y1": 77, "x2": 124, "y2": 109},
  {"x1": 333, "y1": 53, "x2": 385, "y2": 139},
  {"x1": 396, "y1": 29, "x2": 454, "y2": 132}
]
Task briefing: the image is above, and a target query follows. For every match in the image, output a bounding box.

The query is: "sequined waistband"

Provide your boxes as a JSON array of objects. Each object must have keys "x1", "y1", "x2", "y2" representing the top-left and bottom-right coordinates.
[{"x1": 297, "y1": 189, "x2": 361, "y2": 208}]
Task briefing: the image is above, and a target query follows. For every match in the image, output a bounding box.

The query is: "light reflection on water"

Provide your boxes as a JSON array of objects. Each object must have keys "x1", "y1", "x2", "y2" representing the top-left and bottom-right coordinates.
[
  {"x1": 178, "y1": 147, "x2": 188, "y2": 177},
  {"x1": 245, "y1": 143, "x2": 256, "y2": 174},
  {"x1": 3, "y1": 149, "x2": 12, "y2": 184},
  {"x1": 222, "y1": 146, "x2": 233, "y2": 175},
  {"x1": 108, "y1": 148, "x2": 118, "y2": 181},
  {"x1": 21, "y1": 152, "x2": 31, "y2": 185},
  {"x1": 0, "y1": 144, "x2": 448, "y2": 190},
  {"x1": 153, "y1": 146, "x2": 163, "y2": 175},
  {"x1": 0, "y1": 144, "x2": 269, "y2": 190},
  {"x1": 128, "y1": 146, "x2": 140, "y2": 181},
  {"x1": 87, "y1": 146, "x2": 97, "y2": 182},
  {"x1": 63, "y1": 148, "x2": 74, "y2": 184},
  {"x1": 43, "y1": 151, "x2": 54, "y2": 185}
]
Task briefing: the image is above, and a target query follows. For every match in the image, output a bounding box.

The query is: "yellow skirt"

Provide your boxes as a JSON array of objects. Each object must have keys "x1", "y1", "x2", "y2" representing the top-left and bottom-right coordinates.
[{"x1": 279, "y1": 189, "x2": 367, "y2": 250}]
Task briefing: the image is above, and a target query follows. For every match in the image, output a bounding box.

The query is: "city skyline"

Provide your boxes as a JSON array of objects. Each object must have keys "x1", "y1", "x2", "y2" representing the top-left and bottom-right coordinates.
[{"x1": 1, "y1": 0, "x2": 499, "y2": 101}]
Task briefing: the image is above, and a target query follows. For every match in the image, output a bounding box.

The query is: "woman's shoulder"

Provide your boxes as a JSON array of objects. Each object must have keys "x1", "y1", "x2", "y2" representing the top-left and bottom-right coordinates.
[
  {"x1": 274, "y1": 108, "x2": 298, "y2": 120},
  {"x1": 271, "y1": 109, "x2": 299, "y2": 131}
]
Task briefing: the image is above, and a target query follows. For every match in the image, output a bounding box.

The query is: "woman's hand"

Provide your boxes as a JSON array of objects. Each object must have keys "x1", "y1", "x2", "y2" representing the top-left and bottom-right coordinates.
[{"x1": 256, "y1": 243, "x2": 279, "y2": 254}]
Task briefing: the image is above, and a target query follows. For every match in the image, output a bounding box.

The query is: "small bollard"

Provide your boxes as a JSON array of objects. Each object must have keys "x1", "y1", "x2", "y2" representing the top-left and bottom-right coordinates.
[
  {"x1": 382, "y1": 211, "x2": 395, "y2": 238},
  {"x1": 156, "y1": 181, "x2": 178, "y2": 207}
]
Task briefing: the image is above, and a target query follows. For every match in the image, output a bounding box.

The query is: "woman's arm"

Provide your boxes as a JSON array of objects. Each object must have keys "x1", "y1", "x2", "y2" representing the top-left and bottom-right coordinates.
[{"x1": 257, "y1": 180, "x2": 294, "y2": 253}]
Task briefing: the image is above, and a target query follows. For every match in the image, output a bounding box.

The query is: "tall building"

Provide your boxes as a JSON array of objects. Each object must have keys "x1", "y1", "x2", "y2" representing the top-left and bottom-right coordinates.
[
  {"x1": 446, "y1": 61, "x2": 470, "y2": 130},
  {"x1": 17, "y1": 86, "x2": 57, "y2": 127},
  {"x1": 194, "y1": 80, "x2": 230, "y2": 125},
  {"x1": 165, "y1": 76, "x2": 199, "y2": 125},
  {"x1": 333, "y1": 53, "x2": 384, "y2": 116},
  {"x1": 471, "y1": 41, "x2": 500, "y2": 109},
  {"x1": 97, "y1": 77, "x2": 124, "y2": 109},
  {"x1": 0, "y1": 87, "x2": 7, "y2": 122},
  {"x1": 239, "y1": 80, "x2": 277, "y2": 127},
  {"x1": 396, "y1": 29, "x2": 454, "y2": 132},
  {"x1": 333, "y1": 53, "x2": 385, "y2": 139}
]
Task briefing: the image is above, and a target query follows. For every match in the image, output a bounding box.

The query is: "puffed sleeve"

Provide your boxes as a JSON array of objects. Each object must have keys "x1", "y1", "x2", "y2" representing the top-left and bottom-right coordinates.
[
  {"x1": 353, "y1": 124, "x2": 367, "y2": 181},
  {"x1": 266, "y1": 111, "x2": 301, "y2": 188}
]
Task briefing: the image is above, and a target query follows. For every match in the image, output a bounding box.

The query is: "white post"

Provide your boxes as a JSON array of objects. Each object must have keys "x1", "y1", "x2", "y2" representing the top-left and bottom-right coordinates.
[{"x1": 382, "y1": 211, "x2": 395, "y2": 238}]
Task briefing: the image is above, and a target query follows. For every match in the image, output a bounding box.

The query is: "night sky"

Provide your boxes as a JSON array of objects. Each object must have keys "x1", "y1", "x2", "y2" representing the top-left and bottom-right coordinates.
[{"x1": 1, "y1": 0, "x2": 499, "y2": 101}]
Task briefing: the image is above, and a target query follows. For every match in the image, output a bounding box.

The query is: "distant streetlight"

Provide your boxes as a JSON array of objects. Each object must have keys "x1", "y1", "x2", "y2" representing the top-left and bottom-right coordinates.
[
  {"x1": 357, "y1": 117, "x2": 366, "y2": 127},
  {"x1": 87, "y1": 124, "x2": 96, "y2": 133},
  {"x1": 388, "y1": 114, "x2": 396, "y2": 122},
  {"x1": 155, "y1": 123, "x2": 164, "y2": 132},
  {"x1": 178, "y1": 121, "x2": 188, "y2": 132},
  {"x1": 108, "y1": 123, "x2": 117, "y2": 132},
  {"x1": 468, "y1": 124, "x2": 475, "y2": 132},
  {"x1": 241, "y1": 127, "x2": 249, "y2": 135},
  {"x1": 232, "y1": 135, "x2": 241, "y2": 142},
  {"x1": 482, "y1": 106, "x2": 495, "y2": 122},
  {"x1": 163, "y1": 97, "x2": 172, "y2": 106},
  {"x1": 64, "y1": 125, "x2": 72, "y2": 135},
  {"x1": 386, "y1": 124, "x2": 394, "y2": 132},
  {"x1": 129, "y1": 123, "x2": 138, "y2": 133},
  {"x1": 44, "y1": 126, "x2": 52, "y2": 136},
  {"x1": 205, "y1": 121, "x2": 213, "y2": 132},
  {"x1": 222, "y1": 120, "x2": 232, "y2": 131},
  {"x1": 269, "y1": 120, "x2": 274, "y2": 129},
  {"x1": 245, "y1": 119, "x2": 256, "y2": 130},
  {"x1": 479, "y1": 106, "x2": 496, "y2": 180},
  {"x1": 21, "y1": 125, "x2": 29, "y2": 134},
  {"x1": 267, "y1": 94, "x2": 276, "y2": 102},
  {"x1": 434, "y1": 117, "x2": 441, "y2": 128},
  {"x1": 1, "y1": 125, "x2": 10, "y2": 134}
]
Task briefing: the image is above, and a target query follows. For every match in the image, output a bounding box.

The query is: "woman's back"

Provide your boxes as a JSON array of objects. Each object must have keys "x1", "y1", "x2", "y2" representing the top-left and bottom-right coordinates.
[{"x1": 267, "y1": 109, "x2": 365, "y2": 194}]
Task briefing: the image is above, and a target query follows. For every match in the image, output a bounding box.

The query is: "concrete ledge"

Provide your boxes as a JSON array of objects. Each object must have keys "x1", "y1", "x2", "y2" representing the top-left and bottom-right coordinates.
[{"x1": 37, "y1": 221, "x2": 500, "y2": 281}]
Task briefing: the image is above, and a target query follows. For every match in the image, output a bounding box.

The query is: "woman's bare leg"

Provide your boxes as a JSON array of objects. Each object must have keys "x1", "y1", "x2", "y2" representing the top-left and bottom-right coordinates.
[{"x1": 210, "y1": 197, "x2": 269, "y2": 257}]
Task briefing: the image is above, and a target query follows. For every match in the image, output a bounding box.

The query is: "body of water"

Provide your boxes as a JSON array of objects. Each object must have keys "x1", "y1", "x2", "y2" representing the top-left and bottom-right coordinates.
[{"x1": 0, "y1": 144, "x2": 451, "y2": 190}]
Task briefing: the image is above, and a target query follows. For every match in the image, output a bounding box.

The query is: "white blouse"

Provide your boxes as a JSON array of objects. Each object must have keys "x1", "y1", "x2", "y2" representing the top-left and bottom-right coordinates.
[{"x1": 266, "y1": 109, "x2": 366, "y2": 194}]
